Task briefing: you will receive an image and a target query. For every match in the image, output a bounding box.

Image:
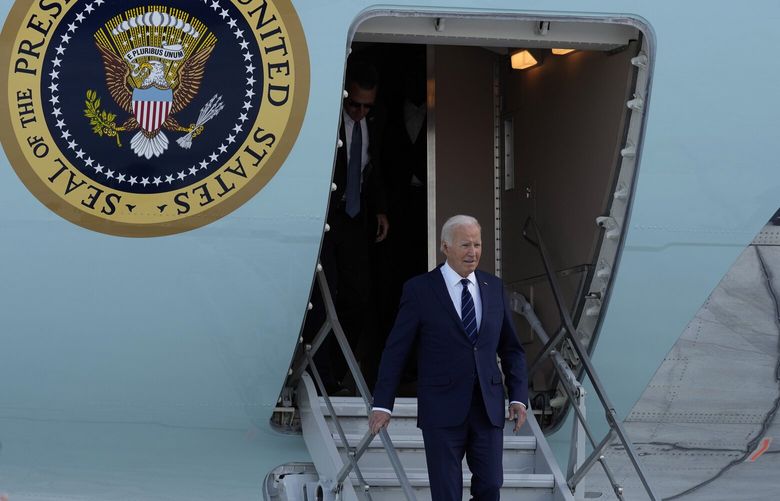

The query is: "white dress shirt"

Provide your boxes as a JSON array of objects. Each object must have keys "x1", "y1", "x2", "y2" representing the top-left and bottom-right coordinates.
[
  {"x1": 373, "y1": 262, "x2": 525, "y2": 415},
  {"x1": 343, "y1": 110, "x2": 370, "y2": 175}
]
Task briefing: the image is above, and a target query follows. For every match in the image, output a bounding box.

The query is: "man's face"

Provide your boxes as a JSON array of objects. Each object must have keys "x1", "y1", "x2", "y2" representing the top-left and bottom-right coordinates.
[
  {"x1": 442, "y1": 224, "x2": 482, "y2": 278},
  {"x1": 344, "y1": 82, "x2": 377, "y2": 122}
]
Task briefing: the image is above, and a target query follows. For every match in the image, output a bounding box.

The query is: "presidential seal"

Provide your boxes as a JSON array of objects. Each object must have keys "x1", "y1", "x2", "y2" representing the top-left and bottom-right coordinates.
[{"x1": 0, "y1": 0, "x2": 309, "y2": 237}]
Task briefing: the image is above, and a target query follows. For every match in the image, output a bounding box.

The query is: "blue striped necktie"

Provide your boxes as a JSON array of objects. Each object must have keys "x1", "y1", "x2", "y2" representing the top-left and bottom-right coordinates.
[{"x1": 460, "y1": 278, "x2": 478, "y2": 345}]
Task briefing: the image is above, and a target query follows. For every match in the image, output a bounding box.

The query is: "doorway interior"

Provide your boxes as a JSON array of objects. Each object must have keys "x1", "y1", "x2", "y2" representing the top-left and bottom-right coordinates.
[{"x1": 316, "y1": 14, "x2": 649, "y2": 433}]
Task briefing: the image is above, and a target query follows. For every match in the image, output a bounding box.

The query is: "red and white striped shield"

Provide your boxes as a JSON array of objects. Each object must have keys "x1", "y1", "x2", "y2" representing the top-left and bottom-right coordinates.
[{"x1": 132, "y1": 88, "x2": 174, "y2": 133}]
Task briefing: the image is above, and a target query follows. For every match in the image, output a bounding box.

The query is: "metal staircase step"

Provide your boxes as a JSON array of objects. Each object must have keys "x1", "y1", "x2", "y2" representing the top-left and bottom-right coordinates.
[
  {"x1": 321, "y1": 398, "x2": 540, "y2": 437},
  {"x1": 322, "y1": 397, "x2": 537, "y2": 421},
  {"x1": 356, "y1": 471, "x2": 557, "y2": 501},
  {"x1": 321, "y1": 397, "x2": 419, "y2": 417},
  {"x1": 339, "y1": 452, "x2": 537, "y2": 477},
  {"x1": 333, "y1": 432, "x2": 538, "y2": 474},
  {"x1": 326, "y1": 415, "x2": 421, "y2": 436},
  {"x1": 332, "y1": 432, "x2": 537, "y2": 450},
  {"x1": 359, "y1": 470, "x2": 555, "y2": 488}
]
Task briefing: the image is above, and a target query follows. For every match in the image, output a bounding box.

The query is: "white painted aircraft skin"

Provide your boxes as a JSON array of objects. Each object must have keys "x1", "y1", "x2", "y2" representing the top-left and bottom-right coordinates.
[{"x1": 0, "y1": 1, "x2": 779, "y2": 499}]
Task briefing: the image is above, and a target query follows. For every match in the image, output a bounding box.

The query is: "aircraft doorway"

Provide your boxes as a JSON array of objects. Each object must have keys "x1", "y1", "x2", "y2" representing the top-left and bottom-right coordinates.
[{"x1": 298, "y1": 15, "x2": 649, "y2": 434}]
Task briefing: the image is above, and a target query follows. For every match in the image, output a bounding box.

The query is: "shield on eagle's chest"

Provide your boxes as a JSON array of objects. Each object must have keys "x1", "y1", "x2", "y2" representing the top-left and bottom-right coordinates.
[{"x1": 132, "y1": 88, "x2": 174, "y2": 133}]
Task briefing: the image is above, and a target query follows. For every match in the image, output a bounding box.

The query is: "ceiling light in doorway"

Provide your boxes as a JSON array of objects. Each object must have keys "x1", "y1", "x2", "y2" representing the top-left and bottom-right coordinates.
[
  {"x1": 552, "y1": 48, "x2": 576, "y2": 55},
  {"x1": 511, "y1": 50, "x2": 538, "y2": 70}
]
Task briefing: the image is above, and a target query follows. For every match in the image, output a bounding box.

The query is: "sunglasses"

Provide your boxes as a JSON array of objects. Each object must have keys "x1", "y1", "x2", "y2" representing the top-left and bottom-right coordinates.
[{"x1": 345, "y1": 98, "x2": 374, "y2": 110}]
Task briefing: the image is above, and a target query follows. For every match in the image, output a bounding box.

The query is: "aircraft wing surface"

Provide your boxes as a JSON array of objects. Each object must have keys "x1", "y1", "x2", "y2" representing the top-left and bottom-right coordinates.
[{"x1": 583, "y1": 225, "x2": 780, "y2": 500}]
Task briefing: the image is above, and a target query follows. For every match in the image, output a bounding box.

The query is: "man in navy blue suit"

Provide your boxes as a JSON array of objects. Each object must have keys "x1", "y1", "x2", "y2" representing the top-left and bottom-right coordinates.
[{"x1": 370, "y1": 215, "x2": 528, "y2": 501}]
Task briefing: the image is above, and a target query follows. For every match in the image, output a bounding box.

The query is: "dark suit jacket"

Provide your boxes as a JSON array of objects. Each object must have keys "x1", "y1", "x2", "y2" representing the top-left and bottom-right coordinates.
[
  {"x1": 329, "y1": 112, "x2": 387, "y2": 227},
  {"x1": 383, "y1": 107, "x2": 426, "y2": 217},
  {"x1": 373, "y1": 267, "x2": 528, "y2": 429}
]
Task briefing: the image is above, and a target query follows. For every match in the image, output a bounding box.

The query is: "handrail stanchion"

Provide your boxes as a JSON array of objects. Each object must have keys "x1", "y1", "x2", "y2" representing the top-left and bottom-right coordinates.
[{"x1": 567, "y1": 384, "x2": 587, "y2": 501}]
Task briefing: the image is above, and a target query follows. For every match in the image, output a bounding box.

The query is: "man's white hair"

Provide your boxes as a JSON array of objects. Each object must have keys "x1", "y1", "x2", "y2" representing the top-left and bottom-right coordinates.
[{"x1": 440, "y1": 215, "x2": 481, "y2": 251}]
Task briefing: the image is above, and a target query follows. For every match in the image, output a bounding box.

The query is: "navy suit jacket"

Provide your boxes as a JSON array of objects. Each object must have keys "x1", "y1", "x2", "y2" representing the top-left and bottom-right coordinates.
[
  {"x1": 373, "y1": 266, "x2": 528, "y2": 429},
  {"x1": 329, "y1": 114, "x2": 387, "y2": 224}
]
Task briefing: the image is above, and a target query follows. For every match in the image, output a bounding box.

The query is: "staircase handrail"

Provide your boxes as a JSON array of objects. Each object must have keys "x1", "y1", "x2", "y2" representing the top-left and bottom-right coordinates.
[
  {"x1": 289, "y1": 265, "x2": 417, "y2": 501},
  {"x1": 519, "y1": 217, "x2": 659, "y2": 501}
]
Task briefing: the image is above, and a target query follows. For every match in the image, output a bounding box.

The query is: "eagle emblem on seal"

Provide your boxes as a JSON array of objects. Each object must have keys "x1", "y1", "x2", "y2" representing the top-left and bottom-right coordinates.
[{"x1": 86, "y1": 9, "x2": 224, "y2": 159}]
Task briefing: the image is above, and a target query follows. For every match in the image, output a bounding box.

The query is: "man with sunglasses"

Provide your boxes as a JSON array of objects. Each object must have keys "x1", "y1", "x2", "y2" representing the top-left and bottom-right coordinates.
[{"x1": 317, "y1": 58, "x2": 389, "y2": 390}]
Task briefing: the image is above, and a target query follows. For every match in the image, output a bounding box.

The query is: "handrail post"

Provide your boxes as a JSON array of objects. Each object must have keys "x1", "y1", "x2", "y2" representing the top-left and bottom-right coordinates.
[
  {"x1": 377, "y1": 428, "x2": 418, "y2": 501},
  {"x1": 567, "y1": 385, "x2": 587, "y2": 501}
]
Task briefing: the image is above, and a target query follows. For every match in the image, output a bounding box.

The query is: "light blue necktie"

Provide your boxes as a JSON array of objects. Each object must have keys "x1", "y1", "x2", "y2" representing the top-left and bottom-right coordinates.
[
  {"x1": 460, "y1": 278, "x2": 478, "y2": 345},
  {"x1": 346, "y1": 120, "x2": 362, "y2": 218}
]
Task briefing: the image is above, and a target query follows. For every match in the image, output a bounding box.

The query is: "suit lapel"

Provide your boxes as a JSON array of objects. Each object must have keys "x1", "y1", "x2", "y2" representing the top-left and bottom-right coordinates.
[
  {"x1": 429, "y1": 268, "x2": 468, "y2": 336},
  {"x1": 475, "y1": 271, "x2": 490, "y2": 337}
]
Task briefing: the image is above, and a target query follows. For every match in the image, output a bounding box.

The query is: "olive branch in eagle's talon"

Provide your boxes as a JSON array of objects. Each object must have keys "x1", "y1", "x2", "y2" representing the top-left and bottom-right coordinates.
[{"x1": 84, "y1": 90, "x2": 127, "y2": 147}]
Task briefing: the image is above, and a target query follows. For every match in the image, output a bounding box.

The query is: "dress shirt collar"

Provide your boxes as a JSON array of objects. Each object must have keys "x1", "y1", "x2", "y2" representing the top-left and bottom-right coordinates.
[
  {"x1": 343, "y1": 109, "x2": 362, "y2": 128},
  {"x1": 441, "y1": 261, "x2": 476, "y2": 289}
]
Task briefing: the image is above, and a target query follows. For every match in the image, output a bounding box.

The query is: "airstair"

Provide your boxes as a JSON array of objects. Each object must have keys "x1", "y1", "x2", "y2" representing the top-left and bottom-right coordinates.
[
  {"x1": 268, "y1": 264, "x2": 572, "y2": 501},
  {"x1": 269, "y1": 219, "x2": 659, "y2": 500},
  {"x1": 295, "y1": 374, "x2": 570, "y2": 501}
]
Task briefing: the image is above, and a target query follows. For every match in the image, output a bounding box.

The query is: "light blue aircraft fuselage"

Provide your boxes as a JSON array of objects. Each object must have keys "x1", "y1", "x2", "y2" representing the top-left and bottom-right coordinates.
[{"x1": 0, "y1": 1, "x2": 777, "y2": 499}]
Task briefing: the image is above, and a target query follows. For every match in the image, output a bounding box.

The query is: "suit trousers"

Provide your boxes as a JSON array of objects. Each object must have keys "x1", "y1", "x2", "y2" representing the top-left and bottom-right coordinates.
[
  {"x1": 321, "y1": 209, "x2": 373, "y2": 382},
  {"x1": 421, "y1": 381, "x2": 504, "y2": 501}
]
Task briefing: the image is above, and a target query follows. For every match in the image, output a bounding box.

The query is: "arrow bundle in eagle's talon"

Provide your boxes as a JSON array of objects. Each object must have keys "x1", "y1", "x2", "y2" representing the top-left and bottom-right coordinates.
[{"x1": 176, "y1": 94, "x2": 225, "y2": 149}]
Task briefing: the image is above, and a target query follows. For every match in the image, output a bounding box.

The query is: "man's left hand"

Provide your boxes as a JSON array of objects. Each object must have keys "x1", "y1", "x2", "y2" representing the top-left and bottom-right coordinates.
[
  {"x1": 369, "y1": 410, "x2": 391, "y2": 435},
  {"x1": 376, "y1": 214, "x2": 389, "y2": 242},
  {"x1": 508, "y1": 403, "x2": 527, "y2": 433}
]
